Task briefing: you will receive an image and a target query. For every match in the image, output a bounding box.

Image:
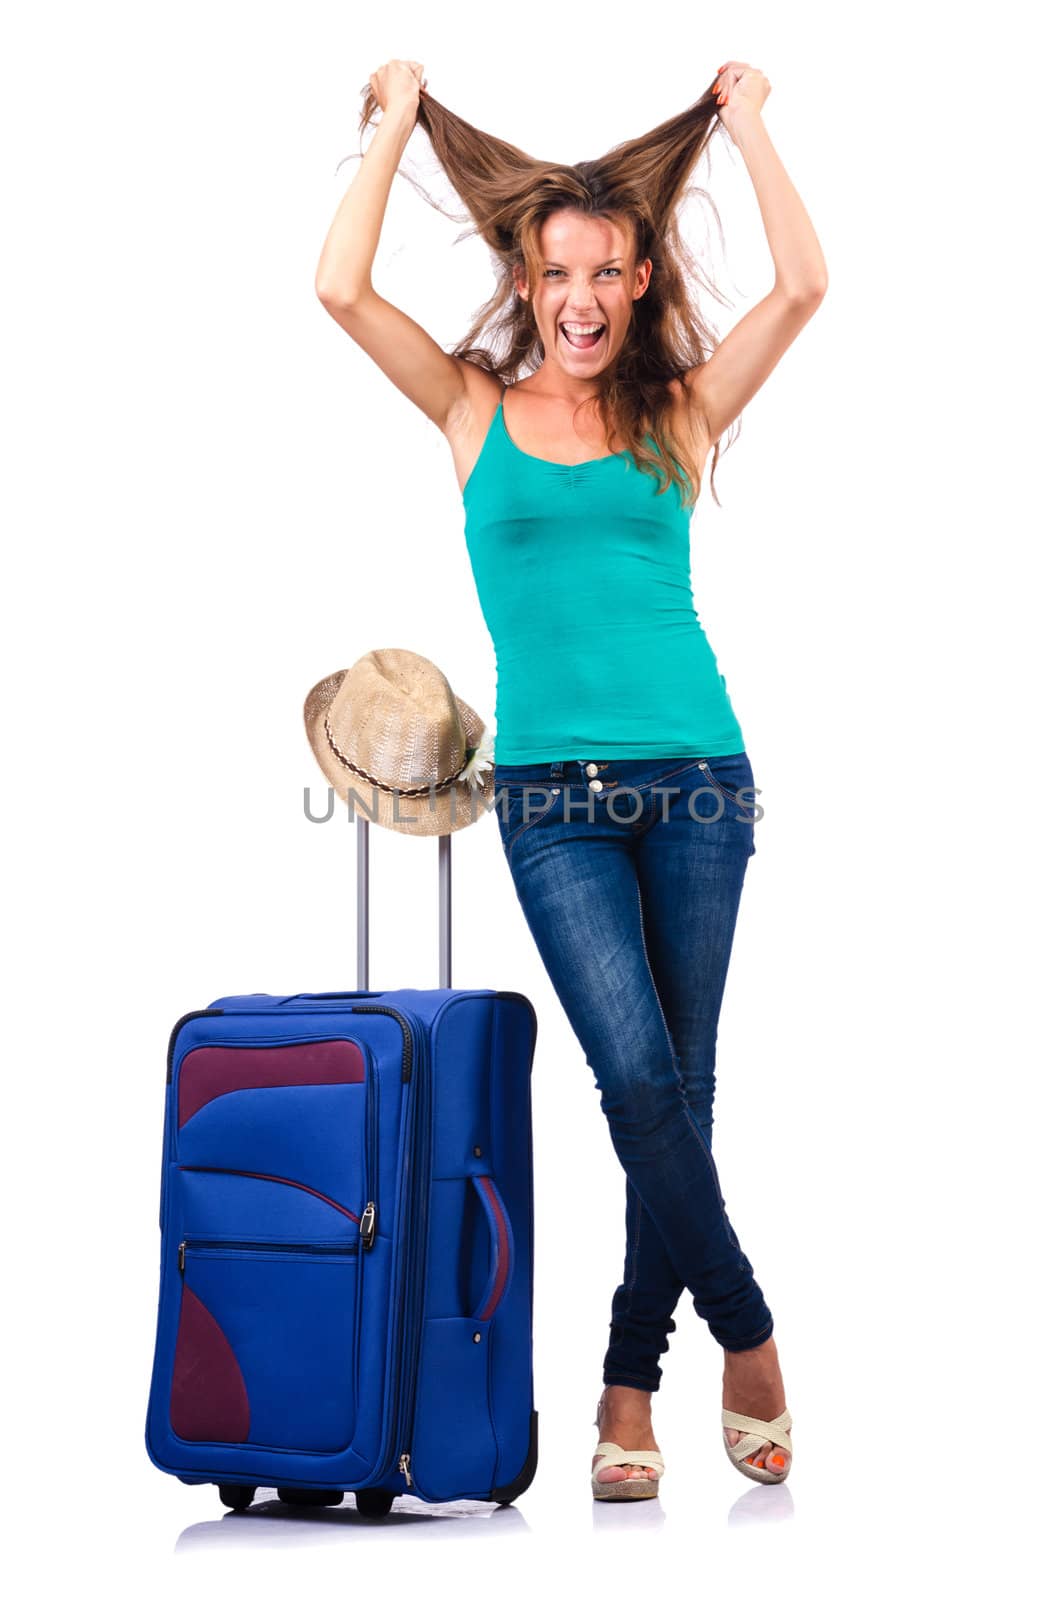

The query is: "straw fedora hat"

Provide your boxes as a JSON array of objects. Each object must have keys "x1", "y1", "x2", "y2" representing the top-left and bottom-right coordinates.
[{"x1": 303, "y1": 647, "x2": 495, "y2": 837}]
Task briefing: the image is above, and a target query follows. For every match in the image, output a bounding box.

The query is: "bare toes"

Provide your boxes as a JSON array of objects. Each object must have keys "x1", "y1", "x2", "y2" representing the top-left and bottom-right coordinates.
[
  {"x1": 594, "y1": 1459, "x2": 657, "y2": 1481},
  {"x1": 725, "y1": 1426, "x2": 757, "y2": 1460},
  {"x1": 725, "y1": 1428, "x2": 779, "y2": 1469}
]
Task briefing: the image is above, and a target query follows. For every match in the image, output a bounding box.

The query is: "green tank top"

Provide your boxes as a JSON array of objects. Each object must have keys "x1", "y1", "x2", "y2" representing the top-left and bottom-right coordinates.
[{"x1": 462, "y1": 390, "x2": 746, "y2": 763}]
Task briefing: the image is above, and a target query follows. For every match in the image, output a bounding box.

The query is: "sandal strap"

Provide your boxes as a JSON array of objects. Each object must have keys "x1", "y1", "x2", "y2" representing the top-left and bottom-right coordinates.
[
  {"x1": 720, "y1": 1407, "x2": 793, "y2": 1455},
  {"x1": 592, "y1": 1441, "x2": 666, "y2": 1475}
]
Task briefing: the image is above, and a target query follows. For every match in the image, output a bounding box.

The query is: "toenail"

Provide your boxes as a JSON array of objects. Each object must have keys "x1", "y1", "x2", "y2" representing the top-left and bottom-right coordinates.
[{"x1": 770, "y1": 1453, "x2": 785, "y2": 1468}]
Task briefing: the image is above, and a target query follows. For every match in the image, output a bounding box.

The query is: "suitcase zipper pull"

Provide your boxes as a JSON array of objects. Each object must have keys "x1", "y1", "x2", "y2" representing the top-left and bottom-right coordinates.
[
  {"x1": 359, "y1": 1201, "x2": 377, "y2": 1251},
  {"x1": 178, "y1": 1241, "x2": 186, "y2": 1274},
  {"x1": 399, "y1": 1452, "x2": 413, "y2": 1487}
]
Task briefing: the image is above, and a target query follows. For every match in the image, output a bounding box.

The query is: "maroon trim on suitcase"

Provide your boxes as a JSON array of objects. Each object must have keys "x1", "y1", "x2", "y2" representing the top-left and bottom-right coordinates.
[
  {"x1": 177, "y1": 1038, "x2": 365, "y2": 1127},
  {"x1": 179, "y1": 1165, "x2": 361, "y2": 1224},
  {"x1": 476, "y1": 1174, "x2": 512, "y2": 1320},
  {"x1": 170, "y1": 1285, "x2": 251, "y2": 1442}
]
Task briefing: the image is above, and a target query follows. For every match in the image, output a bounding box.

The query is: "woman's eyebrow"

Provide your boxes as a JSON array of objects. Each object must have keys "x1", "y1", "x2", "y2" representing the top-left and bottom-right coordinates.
[{"x1": 543, "y1": 257, "x2": 624, "y2": 268}]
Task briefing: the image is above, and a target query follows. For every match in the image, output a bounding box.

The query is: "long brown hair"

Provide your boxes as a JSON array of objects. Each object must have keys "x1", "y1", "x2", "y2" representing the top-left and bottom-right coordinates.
[{"x1": 352, "y1": 83, "x2": 740, "y2": 508}]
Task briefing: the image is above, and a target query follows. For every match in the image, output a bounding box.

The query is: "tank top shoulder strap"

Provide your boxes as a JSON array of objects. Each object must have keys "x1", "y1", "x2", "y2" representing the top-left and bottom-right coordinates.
[
  {"x1": 461, "y1": 387, "x2": 507, "y2": 498},
  {"x1": 482, "y1": 386, "x2": 509, "y2": 463}
]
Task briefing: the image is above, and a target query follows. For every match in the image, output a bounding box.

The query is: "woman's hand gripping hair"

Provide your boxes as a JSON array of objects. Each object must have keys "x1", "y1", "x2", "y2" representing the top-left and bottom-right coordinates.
[{"x1": 711, "y1": 59, "x2": 772, "y2": 128}]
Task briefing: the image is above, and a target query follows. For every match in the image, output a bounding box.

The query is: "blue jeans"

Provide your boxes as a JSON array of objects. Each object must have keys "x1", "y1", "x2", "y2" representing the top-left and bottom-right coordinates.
[{"x1": 492, "y1": 750, "x2": 773, "y2": 1392}]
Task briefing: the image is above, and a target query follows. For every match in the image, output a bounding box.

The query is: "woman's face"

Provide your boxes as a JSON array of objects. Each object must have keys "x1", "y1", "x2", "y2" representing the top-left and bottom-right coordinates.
[{"x1": 516, "y1": 210, "x2": 651, "y2": 378}]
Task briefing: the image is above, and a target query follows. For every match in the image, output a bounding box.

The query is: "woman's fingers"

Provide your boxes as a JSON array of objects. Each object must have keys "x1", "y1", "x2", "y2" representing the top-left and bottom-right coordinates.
[
  {"x1": 713, "y1": 60, "x2": 767, "y2": 111},
  {"x1": 370, "y1": 58, "x2": 428, "y2": 114},
  {"x1": 713, "y1": 60, "x2": 749, "y2": 80}
]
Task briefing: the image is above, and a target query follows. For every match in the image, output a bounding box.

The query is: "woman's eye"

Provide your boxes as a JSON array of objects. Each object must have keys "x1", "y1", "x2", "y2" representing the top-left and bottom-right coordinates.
[{"x1": 543, "y1": 267, "x2": 621, "y2": 278}]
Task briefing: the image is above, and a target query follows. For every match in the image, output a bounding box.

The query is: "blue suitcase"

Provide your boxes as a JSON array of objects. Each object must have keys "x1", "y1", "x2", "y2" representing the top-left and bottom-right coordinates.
[{"x1": 145, "y1": 822, "x2": 538, "y2": 1516}]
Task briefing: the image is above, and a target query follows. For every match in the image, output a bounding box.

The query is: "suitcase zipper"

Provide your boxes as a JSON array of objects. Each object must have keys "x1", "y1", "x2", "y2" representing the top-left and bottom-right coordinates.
[
  {"x1": 390, "y1": 1009, "x2": 432, "y2": 1490},
  {"x1": 363, "y1": 1050, "x2": 379, "y2": 1250},
  {"x1": 343, "y1": 1005, "x2": 422, "y2": 1487},
  {"x1": 179, "y1": 1237, "x2": 360, "y2": 1271},
  {"x1": 346, "y1": 1006, "x2": 414, "y2": 1082},
  {"x1": 166, "y1": 1008, "x2": 225, "y2": 1084},
  {"x1": 178, "y1": 1165, "x2": 363, "y2": 1225}
]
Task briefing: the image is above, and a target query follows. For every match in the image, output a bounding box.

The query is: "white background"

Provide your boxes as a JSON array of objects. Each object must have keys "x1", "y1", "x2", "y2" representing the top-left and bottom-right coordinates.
[{"x1": 6, "y1": 0, "x2": 1055, "y2": 1592}]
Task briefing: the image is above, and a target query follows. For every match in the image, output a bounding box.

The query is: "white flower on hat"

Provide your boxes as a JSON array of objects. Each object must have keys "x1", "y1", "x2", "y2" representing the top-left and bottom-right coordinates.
[{"x1": 456, "y1": 727, "x2": 495, "y2": 789}]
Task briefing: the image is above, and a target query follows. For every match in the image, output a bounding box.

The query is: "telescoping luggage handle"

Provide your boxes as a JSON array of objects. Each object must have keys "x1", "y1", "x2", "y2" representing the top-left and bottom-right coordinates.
[
  {"x1": 327, "y1": 813, "x2": 450, "y2": 991},
  {"x1": 352, "y1": 815, "x2": 452, "y2": 988}
]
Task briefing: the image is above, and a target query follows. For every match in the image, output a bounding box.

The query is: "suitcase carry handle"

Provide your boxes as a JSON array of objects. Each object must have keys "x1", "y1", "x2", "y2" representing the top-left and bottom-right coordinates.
[
  {"x1": 469, "y1": 1173, "x2": 515, "y2": 1321},
  {"x1": 277, "y1": 991, "x2": 385, "y2": 1003}
]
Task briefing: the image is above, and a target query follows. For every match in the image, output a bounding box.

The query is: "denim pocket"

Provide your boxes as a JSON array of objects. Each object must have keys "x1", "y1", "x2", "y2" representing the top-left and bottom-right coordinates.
[
  {"x1": 697, "y1": 756, "x2": 758, "y2": 818},
  {"x1": 495, "y1": 783, "x2": 563, "y2": 859},
  {"x1": 625, "y1": 757, "x2": 706, "y2": 793}
]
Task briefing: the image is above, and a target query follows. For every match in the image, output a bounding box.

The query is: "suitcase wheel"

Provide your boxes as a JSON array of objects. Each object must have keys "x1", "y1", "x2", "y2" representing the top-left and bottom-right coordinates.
[
  {"x1": 217, "y1": 1483, "x2": 257, "y2": 1511},
  {"x1": 355, "y1": 1489, "x2": 396, "y2": 1518},
  {"x1": 277, "y1": 1488, "x2": 346, "y2": 1507}
]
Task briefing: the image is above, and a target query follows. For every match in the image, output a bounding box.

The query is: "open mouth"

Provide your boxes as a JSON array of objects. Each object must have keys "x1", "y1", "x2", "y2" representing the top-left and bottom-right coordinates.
[{"x1": 560, "y1": 322, "x2": 606, "y2": 350}]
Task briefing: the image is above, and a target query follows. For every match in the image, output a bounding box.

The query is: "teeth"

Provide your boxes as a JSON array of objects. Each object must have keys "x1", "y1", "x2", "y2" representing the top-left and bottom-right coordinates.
[{"x1": 561, "y1": 323, "x2": 604, "y2": 334}]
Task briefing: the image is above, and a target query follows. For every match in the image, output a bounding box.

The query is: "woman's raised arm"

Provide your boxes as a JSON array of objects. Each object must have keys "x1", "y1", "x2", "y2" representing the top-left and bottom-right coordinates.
[
  {"x1": 315, "y1": 60, "x2": 470, "y2": 433},
  {"x1": 686, "y1": 63, "x2": 828, "y2": 450}
]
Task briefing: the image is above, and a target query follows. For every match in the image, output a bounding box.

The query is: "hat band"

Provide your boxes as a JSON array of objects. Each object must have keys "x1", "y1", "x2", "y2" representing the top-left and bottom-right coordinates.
[{"x1": 323, "y1": 713, "x2": 472, "y2": 797}]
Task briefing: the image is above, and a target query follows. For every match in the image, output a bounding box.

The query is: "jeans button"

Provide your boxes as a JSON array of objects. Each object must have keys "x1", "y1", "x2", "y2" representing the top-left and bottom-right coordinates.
[
  {"x1": 586, "y1": 762, "x2": 598, "y2": 776},
  {"x1": 589, "y1": 778, "x2": 603, "y2": 792}
]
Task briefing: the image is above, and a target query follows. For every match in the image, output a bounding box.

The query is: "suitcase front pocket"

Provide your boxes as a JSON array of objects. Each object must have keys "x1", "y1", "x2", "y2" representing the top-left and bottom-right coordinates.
[
  {"x1": 170, "y1": 1239, "x2": 362, "y2": 1454},
  {"x1": 174, "y1": 1037, "x2": 374, "y2": 1225}
]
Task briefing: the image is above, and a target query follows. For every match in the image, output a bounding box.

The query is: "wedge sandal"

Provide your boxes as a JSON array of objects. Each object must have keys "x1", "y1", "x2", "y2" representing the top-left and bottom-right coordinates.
[
  {"x1": 591, "y1": 1440, "x2": 667, "y2": 1500},
  {"x1": 720, "y1": 1406, "x2": 793, "y2": 1485},
  {"x1": 591, "y1": 1398, "x2": 665, "y2": 1500}
]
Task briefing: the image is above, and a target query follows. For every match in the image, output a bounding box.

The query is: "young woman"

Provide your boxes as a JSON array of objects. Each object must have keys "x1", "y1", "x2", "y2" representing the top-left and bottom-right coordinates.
[{"x1": 316, "y1": 58, "x2": 827, "y2": 1500}]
